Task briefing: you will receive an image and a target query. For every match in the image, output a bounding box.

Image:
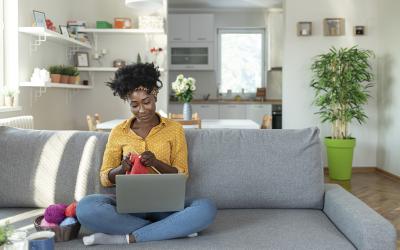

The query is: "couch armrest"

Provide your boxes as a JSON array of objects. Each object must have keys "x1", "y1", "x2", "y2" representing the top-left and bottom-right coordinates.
[{"x1": 323, "y1": 184, "x2": 396, "y2": 250}]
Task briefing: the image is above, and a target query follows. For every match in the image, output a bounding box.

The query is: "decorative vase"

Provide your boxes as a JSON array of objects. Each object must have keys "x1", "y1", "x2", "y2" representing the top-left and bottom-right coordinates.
[
  {"x1": 183, "y1": 102, "x2": 192, "y2": 121},
  {"x1": 4, "y1": 96, "x2": 14, "y2": 107},
  {"x1": 325, "y1": 137, "x2": 356, "y2": 180}
]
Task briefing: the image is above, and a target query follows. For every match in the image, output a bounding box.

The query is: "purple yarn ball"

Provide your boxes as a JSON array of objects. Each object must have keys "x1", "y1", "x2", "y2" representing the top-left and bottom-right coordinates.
[{"x1": 44, "y1": 204, "x2": 68, "y2": 224}]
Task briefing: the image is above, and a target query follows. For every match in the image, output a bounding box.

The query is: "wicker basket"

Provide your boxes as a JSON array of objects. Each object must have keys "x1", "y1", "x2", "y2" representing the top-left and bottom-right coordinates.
[{"x1": 34, "y1": 215, "x2": 81, "y2": 242}]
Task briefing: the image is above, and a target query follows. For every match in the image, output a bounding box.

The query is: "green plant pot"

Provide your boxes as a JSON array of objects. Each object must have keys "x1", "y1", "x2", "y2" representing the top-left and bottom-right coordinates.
[{"x1": 324, "y1": 137, "x2": 356, "y2": 180}]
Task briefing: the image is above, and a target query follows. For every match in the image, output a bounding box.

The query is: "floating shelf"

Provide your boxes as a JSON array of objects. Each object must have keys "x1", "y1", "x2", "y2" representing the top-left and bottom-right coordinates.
[
  {"x1": 77, "y1": 28, "x2": 164, "y2": 34},
  {"x1": 19, "y1": 27, "x2": 92, "y2": 49},
  {"x1": 20, "y1": 82, "x2": 93, "y2": 89},
  {"x1": 78, "y1": 67, "x2": 165, "y2": 72}
]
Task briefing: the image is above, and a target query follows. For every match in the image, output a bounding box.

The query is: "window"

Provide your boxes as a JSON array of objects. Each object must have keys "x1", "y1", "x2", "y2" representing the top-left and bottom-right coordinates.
[
  {"x1": 0, "y1": 0, "x2": 4, "y2": 91},
  {"x1": 218, "y1": 28, "x2": 265, "y2": 94}
]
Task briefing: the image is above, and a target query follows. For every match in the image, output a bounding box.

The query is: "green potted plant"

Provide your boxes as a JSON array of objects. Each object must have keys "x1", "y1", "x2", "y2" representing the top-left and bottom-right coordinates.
[
  {"x1": 60, "y1": 65, "x2": 69, "y2": 84},
  {"x1": 49, "y1": 65, "x2": 62, "y2": 83},
  {"x1": 311, "y1": 46, "x2": 374, "y2": 180},
  {"x1": 68, "y1": 67, "x2": 80, "y2": 84},
  {"x1": 1, "y1": 86, "x2": 19, "y2": 107},
  {"x1": 0, "y1": 223, "x2": 13, "y2": 249}
]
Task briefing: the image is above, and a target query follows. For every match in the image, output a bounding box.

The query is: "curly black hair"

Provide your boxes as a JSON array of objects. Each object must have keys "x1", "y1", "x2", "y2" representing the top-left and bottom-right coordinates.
[{"x1": 106, "y1": 63, "x2": 163, "y2": 100}]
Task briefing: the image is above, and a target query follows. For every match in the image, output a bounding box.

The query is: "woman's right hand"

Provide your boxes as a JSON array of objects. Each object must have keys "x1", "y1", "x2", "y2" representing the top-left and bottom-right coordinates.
[{"x1": 121, "y1": 152, "x2": 132, "y2": 173}]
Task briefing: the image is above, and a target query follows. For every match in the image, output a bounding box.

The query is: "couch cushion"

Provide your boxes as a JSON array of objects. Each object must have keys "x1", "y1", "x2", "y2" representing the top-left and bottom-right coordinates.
[
  {"x1": 184, "y1": 128, "x2": 324, "y2": 209},
  {"x1": 52, "y1": 209, "x2": 354, "y2": 250},
  {"x1": 0, "y1": 127, "x2": 108, "y2": 207}
]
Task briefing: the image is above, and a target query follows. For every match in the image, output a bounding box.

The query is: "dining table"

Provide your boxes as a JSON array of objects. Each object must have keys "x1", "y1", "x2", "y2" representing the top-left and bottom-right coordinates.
[{"x1": 96, "y1": 118, "x2": 260, "y2": 131}]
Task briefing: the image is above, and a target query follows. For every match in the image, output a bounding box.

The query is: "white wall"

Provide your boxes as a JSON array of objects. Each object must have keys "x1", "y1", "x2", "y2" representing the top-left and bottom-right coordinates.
[
  {"x1": 168, "y1": 10, "x2": 282, "y2": 101},
  {"x1": 283, "y1": 0, "x2": 379, "y2": 167},
  {"x1": 376, "y1": 0, "x2": 400, "y2": 176},
  {"x1": 1, "y1": 0, "x2": 168, "y2": 130}
]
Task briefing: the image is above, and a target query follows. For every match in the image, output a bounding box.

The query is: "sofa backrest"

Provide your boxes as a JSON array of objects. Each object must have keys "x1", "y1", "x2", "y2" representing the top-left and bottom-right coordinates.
[
  {"x1": 0, "y1": 127, "x2": 108, "y2": 207},
  {"x1": 184, "y1": 128, "x2": 324, "y2": 209},
  {"x1": 0, "y1": 126, "x2": 324, "y2": 209}
]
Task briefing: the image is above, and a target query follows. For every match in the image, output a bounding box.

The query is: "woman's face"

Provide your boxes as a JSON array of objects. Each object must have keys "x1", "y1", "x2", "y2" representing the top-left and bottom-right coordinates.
[{"x1": 129, "y1": 90, "x2": 157, "y2": 122}]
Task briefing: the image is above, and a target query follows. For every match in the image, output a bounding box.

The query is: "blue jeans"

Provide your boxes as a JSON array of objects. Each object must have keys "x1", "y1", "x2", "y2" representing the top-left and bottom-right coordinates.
[{"x1": 76, "y1": 194, "x2": 217, "y2": 242}]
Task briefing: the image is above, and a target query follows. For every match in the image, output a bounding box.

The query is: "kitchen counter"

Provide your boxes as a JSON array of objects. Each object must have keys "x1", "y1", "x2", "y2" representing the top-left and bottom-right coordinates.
[{"x1": 169, "y1": 99, "x2": 282, "y2": 105}]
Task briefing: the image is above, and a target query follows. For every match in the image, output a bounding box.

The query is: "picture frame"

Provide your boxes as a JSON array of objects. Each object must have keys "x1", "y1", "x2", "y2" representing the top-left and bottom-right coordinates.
[
  {"x1": 323, "y1": 18, "x2": 345, "y2": 36},
  {"x1": 297, "y1": 22, "x2": 312, "y2": 36},
  {"x1": 74, "y1": 52, "x2": 90, "y2": 67},
  {"x1": 354, "y1": 26, "x2": 365, "y2": 36},
  {"x1": 59, "y1": 25, "x2": 70, "y2": 38},
  {"x1": 33, "y1": 10, "x2": 46, "y2": 28}
]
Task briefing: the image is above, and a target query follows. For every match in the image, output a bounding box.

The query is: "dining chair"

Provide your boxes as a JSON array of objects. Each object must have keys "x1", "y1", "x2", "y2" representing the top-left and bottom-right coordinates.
[
  {"x1": 168, "y1": 112, "x2": 202, "y2": 129},
  {"x1": 86, "y1": 113, "x2": 102, "y2": 131},
  {"x1": 261, "y1": 115, "x2": 272, "y2": 129}
]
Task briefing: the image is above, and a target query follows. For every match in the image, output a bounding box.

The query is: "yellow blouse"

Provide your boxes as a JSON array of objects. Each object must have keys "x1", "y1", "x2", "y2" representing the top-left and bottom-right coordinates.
[{"x1": 100, "y1": 114, "x2": 189, "y2": 187}]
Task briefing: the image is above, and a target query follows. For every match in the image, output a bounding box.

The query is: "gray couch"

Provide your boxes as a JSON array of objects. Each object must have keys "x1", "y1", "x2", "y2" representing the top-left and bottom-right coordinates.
[{"x1": 0, "y1": 126, "x2": 396, "y2": 250}]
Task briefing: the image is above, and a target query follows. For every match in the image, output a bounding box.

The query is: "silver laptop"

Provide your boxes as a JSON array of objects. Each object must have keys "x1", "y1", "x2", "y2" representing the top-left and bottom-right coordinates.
[{"x1": 116, "y1": 174, "x2": 187, "y2": 213}]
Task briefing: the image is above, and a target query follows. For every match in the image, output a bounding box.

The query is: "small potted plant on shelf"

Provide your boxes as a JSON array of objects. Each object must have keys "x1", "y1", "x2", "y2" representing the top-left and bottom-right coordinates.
[
  {"x1": 1, "y1": 86, "x2": 19, "y2": 107},
  {"x1": 68, "y1": 67, "x2": 80, "y2": 84},
  {"x1": 171, "y1": 74, "x2": 196, "y2": 120},
  {"x1": 0, "y1": 222, "x2": 13, "y2": 249},
  {"x1": 60, "y1": 65, "x2": 69, "y2": 84},
  {"x1": 311, "y1": 46, "x2": 374, "y2": 180},
  {"x1": 49, "y1": 65, "x2": 62, "y2": 83}
]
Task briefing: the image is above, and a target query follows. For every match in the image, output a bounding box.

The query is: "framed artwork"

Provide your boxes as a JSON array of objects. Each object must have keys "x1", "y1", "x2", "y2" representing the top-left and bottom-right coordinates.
[
  {"x1": 354, "y1": 26, "x2": 365, "y2": 36},
  {"x1": 323, "y1": 18, "x2": 345, "y2": 36},
  {"x1": 75, "y1": 52, "x2": 89, "y2": 67},
  {"x1": 297, "y1": 22, "x2": 312, "y2": 36},
  {"x1": 59, "y1": 25, "x2": 70, "y2": 38},
  {"x1": 33, "y1": 10, "x2": 46, "y2": 28}
]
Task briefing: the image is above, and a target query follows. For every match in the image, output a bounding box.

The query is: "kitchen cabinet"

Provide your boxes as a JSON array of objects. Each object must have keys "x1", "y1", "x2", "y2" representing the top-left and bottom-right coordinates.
[
  {"x1": 168, "y1": 14, "x2": 190, "y2": 42},
  {"x1": 168, "y1": 14, "x2": 214, "y2": 42},
  {"x1": 219, "y1": 105, "x2": 247, "y2": 119},
  {"x1": 192, "y1": 104, "x2": 219, "y2": 119},
  {"x1": 246, "y1": 104, "x2": 272, "y2": 125}
]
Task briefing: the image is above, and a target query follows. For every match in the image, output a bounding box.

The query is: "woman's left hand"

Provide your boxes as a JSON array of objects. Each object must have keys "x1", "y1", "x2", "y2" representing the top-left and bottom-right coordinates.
[{"x1": 140, "y1": 151, "x2": 158, "y2": 167}]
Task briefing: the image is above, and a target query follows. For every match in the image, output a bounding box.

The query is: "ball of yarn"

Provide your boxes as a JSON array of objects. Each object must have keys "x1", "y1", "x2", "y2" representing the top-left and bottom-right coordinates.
[
  {"x1": 44, "y1": 204, "x2": 67, "y2": 224},
  {"x1": 40, "y1": 217, "x2": 58, "y2": 228},
  {"x1": 60, "y1": 217, "x2": 77, "y2": 227},
  {"x1": 65, "y1": 202, "x2": 77, "y2": 217}
]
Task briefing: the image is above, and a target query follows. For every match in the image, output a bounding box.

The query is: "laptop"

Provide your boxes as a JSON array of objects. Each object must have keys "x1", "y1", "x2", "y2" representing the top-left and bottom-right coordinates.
[{"x1": 116, "y1": 174, "x2": 188, "y2": 213}]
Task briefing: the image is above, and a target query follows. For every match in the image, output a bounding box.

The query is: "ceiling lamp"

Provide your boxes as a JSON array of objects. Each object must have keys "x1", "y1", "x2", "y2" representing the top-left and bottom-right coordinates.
[{"x1": 125, "y1": 0, "x2": 163, "y2": 11}]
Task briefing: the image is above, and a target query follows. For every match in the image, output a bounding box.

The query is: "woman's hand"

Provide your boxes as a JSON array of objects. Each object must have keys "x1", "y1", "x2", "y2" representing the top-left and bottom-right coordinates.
[
  {"x1": 140, "y1": 151, "x2": 158, "y2": 167},
  {"x1": 121, "y1": 152, "x2": 133, "y2": 172}
]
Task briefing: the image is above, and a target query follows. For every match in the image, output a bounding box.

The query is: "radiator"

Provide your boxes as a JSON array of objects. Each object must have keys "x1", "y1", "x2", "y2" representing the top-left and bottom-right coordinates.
[{"x1": 0, "y1": 116, "x2": 34, "y2": 129}]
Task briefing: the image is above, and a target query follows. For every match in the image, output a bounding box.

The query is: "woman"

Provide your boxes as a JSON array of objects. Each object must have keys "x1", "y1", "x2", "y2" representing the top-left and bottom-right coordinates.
[{"x1": 76, "y1": 63, "x2": 216, "y2": 246}]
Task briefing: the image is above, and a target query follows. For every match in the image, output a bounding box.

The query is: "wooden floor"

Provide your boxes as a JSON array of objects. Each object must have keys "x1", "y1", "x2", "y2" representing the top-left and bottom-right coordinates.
[{"x1": 325, "y1": 172, "x2": 400, "y2": 248}]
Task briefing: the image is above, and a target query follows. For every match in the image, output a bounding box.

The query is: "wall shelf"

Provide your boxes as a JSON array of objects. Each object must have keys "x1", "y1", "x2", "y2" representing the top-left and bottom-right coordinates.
[
  {"x1": 77, "y1": 28, "x2": 164, "y2": 34},
  {"x1": 20, "y1": 82, "x2": 93, "y2": 89},
  {"x1": 19, "y1": 27, "x2": 92, "y2": 49},
  {"x1": 77, "y1": 67, "x2": 165, "y2": 72}
]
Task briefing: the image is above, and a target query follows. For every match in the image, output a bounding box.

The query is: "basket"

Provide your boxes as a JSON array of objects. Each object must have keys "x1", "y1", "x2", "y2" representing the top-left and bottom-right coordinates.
[{"x1": 34, "y1": 215, "x2": 81, "y2": 242}]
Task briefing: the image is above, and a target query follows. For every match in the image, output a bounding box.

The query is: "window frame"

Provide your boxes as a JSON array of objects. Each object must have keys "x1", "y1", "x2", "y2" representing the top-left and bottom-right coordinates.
[{"x1": 217, "y1": 28, "x2": 266, "y2": 95}]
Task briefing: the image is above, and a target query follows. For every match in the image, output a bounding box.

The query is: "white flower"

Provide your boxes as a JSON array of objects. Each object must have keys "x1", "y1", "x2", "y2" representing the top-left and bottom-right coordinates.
[
  {"x1": 177, "y1": 74, "x2": 184, "y2": 81},
  {"x1": 190, "y1": 84, "x2": 196, "y2": 91}
]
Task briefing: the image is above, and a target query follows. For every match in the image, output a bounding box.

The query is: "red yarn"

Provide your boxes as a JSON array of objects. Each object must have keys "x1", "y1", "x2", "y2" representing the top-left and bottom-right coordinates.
[
  {"x1": 65, "y1": 202, "x2": 77, "y2": 217},
  {"x1": 127, "y1": 154, "x2": 148, "y2": 174}
]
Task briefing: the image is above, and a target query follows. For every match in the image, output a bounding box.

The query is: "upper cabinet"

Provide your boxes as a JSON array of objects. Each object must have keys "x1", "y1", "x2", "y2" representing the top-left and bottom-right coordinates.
[{"x1": 168, "y1": 14, "x2": 214, "y2": 42}]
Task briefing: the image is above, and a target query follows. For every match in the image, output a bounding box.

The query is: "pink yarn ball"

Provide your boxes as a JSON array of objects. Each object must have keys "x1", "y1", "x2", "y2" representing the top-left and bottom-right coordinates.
[
  {"x1": 40, "y1": 218, "x2": 58, "y2": 228},
  {"x1": 44, "y1": 204, "x2": 68, "y2": 224}
]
